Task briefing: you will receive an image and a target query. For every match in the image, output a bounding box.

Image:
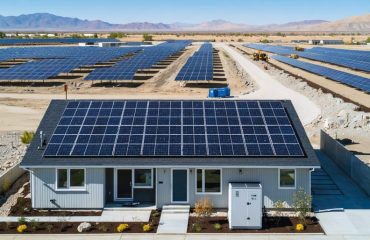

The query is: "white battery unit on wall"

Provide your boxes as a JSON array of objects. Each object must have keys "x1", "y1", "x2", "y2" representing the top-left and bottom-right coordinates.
[{"x1": 228, "y1": 183, "x2": 263, "y2": 229}]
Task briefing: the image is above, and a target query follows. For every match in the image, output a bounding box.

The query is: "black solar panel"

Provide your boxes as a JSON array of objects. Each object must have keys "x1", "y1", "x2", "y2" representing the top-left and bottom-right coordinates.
[{"x1": 44, "y1": 100, "x2": 305, "y2": 158}]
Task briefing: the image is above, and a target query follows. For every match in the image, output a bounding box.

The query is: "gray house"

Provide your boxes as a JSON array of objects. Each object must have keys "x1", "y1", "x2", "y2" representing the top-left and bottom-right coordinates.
[{"x1": 20, "y1": 99, "x2": 319, "y2": 209}]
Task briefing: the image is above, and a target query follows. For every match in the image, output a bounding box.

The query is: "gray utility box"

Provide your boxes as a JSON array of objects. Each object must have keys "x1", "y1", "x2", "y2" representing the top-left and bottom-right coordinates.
[{"x1": 228, "y1": 183, "x2": 262, "y2": 229}]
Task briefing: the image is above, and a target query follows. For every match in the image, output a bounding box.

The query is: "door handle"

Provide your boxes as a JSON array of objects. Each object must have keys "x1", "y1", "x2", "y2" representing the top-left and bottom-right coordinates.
[
  {"x1": 247, "y1": 217, "x2": 250, "y2": 220},
  {"x1": 247, "y1": 202, "x2": 251, "y2": 205}
]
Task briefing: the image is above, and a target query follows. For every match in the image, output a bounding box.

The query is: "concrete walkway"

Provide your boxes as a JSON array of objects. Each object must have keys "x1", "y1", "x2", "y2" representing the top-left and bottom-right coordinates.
[
  {"x1": 314, "y1": 150, "x2": 370, "y2": 236},
  {"x1": 157, "y1": 205, "x2": 190, "y2": 234},
  {"x1": 220, "y1": 43, "x2": 321, "y2": 125},
  {"x1": 0, "y1": 209, "x2": 151, "y2": 222}
]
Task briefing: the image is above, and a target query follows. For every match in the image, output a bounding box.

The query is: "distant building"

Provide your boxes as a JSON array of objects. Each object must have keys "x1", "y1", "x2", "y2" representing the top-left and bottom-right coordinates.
[
  {"x1": 308, "y1": 39, "x2": 344, "y2": 45},
  {"x1": 291, "y1": 40, "x2": 309, "y2": 44},
  {"x1": 84, "y1": 33, "x2": 95, "y2": 37}
]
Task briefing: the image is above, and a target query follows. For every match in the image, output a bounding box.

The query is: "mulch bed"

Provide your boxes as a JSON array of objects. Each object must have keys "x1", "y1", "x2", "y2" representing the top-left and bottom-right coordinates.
[
  {"x1": 0, "y1": 210, "x2": 161, "y2": 234},
  {"x1": 188, "y1": 216, "x2": 324, "y2": 233}
]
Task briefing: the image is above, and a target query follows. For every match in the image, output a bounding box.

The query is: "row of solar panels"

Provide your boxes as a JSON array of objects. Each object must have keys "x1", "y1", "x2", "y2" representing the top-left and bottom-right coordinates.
[
  {"x1": 272, "y1": 55, "x2": 370, "y2": 94},
  {"x1": 175, "y1": 43, "x2": 214, "y2": 81},
  {"x1": 0, "y1": 38, "x2": 120, "y2": 45},
  {"x1": 0, "y1": 47, "x2": 141, "y2": 80},
  {"x1": 246, "y1": 44, "x2": 370, "y2": 72},
  {"x1": 85, "y1": 41, "x2": 191, "y2": 80}
]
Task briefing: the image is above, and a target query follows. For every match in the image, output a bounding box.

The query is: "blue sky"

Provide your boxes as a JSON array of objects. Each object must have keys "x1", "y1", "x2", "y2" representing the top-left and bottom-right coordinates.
[{"x1": 1, "y1": 0, "x2": 369, "y2": 24}]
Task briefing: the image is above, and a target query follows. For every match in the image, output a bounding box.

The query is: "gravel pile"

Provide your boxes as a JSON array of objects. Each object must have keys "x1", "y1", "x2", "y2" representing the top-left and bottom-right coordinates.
[{"x1": 0, "y1": 132, "x2": 27, "y2": 174}]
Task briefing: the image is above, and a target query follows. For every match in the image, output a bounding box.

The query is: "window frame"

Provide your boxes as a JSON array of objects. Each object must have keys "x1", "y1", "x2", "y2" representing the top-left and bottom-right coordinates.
[
  {"x1": 195, "y1": 168, "x2": 222, "y2": 195},
  {"x1": 278, "y1": 168, "x2": 296, "y2": 189},
  {"x1": 133, "y1": 168, "x2": 153, "y2": 189},
  {"x1": 55, "y1": 168, "x2": 86, "y2": 191}
]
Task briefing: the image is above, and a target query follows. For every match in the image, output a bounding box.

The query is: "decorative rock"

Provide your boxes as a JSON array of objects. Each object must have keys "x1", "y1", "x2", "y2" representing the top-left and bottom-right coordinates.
[{"x1": 77, "y1": 222, "x2": 92, "y2": 233}]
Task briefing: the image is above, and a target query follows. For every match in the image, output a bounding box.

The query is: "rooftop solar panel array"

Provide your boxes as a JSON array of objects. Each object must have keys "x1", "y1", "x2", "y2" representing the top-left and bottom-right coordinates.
[
  {"x1": 44, "y1": 100, "x2": 305, "y2": 158},
  {"x1": 0, "y1": 47, "x2": 141, "y2": 80},
  {"x1": 245, "y1": 44, "x2": 370, "y2": 72},
  {"x1": 175, "y1": 43, "x2": 213, "y2": 81},
  {"x1": 0, "y1": 38, "x2": 120, "y2": 45},
  {"x1": 272, "y1": 55, "x2": 370, "y2": 94},
  {"x1": 85, "y1": 41, "x2": 191, "y2": 80}
]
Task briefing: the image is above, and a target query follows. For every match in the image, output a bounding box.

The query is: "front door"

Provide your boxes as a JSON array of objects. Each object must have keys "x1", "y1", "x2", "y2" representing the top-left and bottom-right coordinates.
[
  {"x1": 172, "y1": 169, "x2": 188, "y2": 203},
  {"x1": 116, "y1": 169, "x2": 132, "y2": 200}
]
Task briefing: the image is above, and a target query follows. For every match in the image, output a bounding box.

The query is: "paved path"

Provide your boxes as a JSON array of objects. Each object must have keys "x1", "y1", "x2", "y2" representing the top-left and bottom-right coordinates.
[
  {"x1": 157, "y1": 205, "x2": 190, "y2": 234},
  {"x1": 0, "y1": 209, "x2": 151, "y2": 222},
  {"x1": 313, "y1": 150, "x2": 370, "y2": 236},
  {"x1": 220, "y1": 43, "x2": 321, "y2": 125}
]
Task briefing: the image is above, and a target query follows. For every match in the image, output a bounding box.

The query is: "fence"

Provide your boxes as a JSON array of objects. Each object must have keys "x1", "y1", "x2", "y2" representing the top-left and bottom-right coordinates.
[{"x1": 320, "y1": 130, "x2": 370, "y2": 196}]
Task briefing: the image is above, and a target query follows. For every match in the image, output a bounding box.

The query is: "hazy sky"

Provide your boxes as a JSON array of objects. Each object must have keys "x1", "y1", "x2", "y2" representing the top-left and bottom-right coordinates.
[{"x1": 1, "y1": 0, "x2": 369, "y2": 24}]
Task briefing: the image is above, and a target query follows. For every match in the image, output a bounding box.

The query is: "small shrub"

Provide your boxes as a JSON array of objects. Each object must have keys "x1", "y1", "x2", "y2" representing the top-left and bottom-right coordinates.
[
  {"x1": 116, "y1": 223, "x2": 129, "y2": 233},
  {"x1": 273, "y1": 200, "x2": 285, "y2": 226},
  {"x1": 98, "y1": 223, "x2": 108, "y2": 232},
  {"x1": 194, "y1": 197, "x2": 213, "y2": 218},
  {"x1": 296, "y1": 223, "x2": 305, "y2": 231},
  {"x1": 142, "y1": 224, "x2": 153, "y2": 232},
  {"x1": 152, "y1": 211, "x2": 160, "y2": 218},
  {"x1": 20, "y1": 131, "x2": 34, "y2": 144},
  {"x1": 17, "y1": 224, "x2": 27, "y2": 233},
  {"x1": 214, "y1": 223, "x2": 222, "y2": 231},
  {"x1": 192, "y1": 222, "x2": 202, "y2": 232},
  {"x1": 46, "y1": 224, "x2": 53, "y2": 233},
  {"x1": 17, "y1": 217, "x2": 27, "y2": 225},
  {"x1": 2, "y1": 177, "x2": 12, "y2": 193},
  {"x1": 293, "y1": 187, "x2": 312, "y2": 224},
  {"x1": 29, "y1": 219, "x2": 39, "y2": 231}
]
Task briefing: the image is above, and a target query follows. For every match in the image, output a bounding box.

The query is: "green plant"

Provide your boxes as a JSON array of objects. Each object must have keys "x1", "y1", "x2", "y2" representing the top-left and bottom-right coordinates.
[
  {"x1": 292, "y1": 187, "x2": 312, "y2": 225},
  {"x1": 46, "y1": 224, "x2": 53, "y2": 233},
  {"x1": 273, "y1": 200, "x2": 285, "y2": 226},
  {"x1": 214, "y1": 223, "x2": 222, "y2": 231},
  {"x1": 2, "y1": 177, "x2": 12, "y2": 193},
  {"x1": 142, "y1": 223, "x2": 153, "y2": 232},
  {"x1": 29, "y1": 219, "x2": 39, "y2": 231},
  {"x1": 17, "y1": 217, "x2": 27, "y2": 225},
  {"x1": 152, "y1": 211, "x2": 160, "y2": 218},
  {"x1": 17, "y1": 224, "x2": 27, "y2": 233},
  {"x1": 192, "y1": 222, "x2": 202, "y2": 232},
  {"x1": 116, "y1": 223, "x2": 129, "y2": 232},
  {"x1": 20, "y1": 131, "x2": 34, "y2": 144},
  {"x1": 98, "y1": 223, "x2": 108, "y2": 232},
  {"x1": 0, "y1": 32, "x2": 5, "y2": 38}
]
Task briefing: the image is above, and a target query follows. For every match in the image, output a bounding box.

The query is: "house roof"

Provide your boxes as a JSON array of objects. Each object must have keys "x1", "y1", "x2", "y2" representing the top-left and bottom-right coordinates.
[{"x1": 20, "y1": 99, "x2": 320, "y2": 168}]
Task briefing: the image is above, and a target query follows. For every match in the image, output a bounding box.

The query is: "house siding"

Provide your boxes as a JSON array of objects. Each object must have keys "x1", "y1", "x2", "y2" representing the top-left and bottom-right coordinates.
[
  {"x1": 156, "y1": 168, "x2": 310, "y2": 208},
  {"x1": 31, "y1": 168, "x2": 105, "y2": 209}
]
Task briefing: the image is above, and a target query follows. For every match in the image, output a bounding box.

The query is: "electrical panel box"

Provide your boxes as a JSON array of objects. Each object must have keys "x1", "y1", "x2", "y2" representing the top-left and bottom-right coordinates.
[{"x1": 228, "y1": 183, "x2": 262, "y2": 229}]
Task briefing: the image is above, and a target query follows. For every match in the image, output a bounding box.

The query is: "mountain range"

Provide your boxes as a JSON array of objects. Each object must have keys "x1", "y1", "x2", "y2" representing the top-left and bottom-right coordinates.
[{"x1": 0, "y1": 13, "x2": 369, "y2": 32}]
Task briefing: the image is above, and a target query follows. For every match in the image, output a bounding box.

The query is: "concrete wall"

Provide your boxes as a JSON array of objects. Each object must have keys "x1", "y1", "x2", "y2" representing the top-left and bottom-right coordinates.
[
  {"x1": 320, "y1": 130, "x2": 370, "y2": 196},
  {"x1": 156, "y1": 167, "x2": 310, "y2": 208},
  {"x1": 31, "y1": 168, "x2": 105, "y2": 209},
  {"x1": 0, "y1": 163, "x2": 25, "y2": 194}
]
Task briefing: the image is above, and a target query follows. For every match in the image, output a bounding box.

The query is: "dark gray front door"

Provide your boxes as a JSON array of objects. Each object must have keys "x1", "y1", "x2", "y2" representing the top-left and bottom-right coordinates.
[
  {"x1": 117, "y1": 169, "x2": 132, "y2": 199},
  {"x1": 172, "y1": 169, "x2": 188, "y2": 203}
]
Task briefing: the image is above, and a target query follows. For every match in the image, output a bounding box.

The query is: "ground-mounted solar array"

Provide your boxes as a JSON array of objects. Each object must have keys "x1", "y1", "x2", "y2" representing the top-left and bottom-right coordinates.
[
  {"x1": 0, "y1": 38, "x2": 120, "y2": 45},
  {"x1": 85, "y1": 41, "x2": 191, "y2": 81},
  {"x1": 0, "y1": 47, "x2": 141, "y2": 80},
  {"x1": 272, "y1": 55, "x2": 370, "y2": 94},
  {"x1": 175, "y1": 43, "x2": 214, "y2": 81},
  {"x1": 44, "y1": 100, "x2": 305, "y2": 158},
  {"x1": 245, "y1": 44, "x2": 370, "y2": 72}
]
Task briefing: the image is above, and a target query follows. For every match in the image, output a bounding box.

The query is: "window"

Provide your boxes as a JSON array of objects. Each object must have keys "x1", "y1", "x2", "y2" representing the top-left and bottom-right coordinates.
[
  {"x1": 196, "y1": 169, "x2": 221, "y2": 194},
  {"x1": 134, "y1": 169, "x2": 153, "y2": 188},
  {"x1": 56, "y1": 168, "x2": 85, "y2": 190},
  {"x1": 279, "y1": 169, "x2": 296, "y2": 189}
]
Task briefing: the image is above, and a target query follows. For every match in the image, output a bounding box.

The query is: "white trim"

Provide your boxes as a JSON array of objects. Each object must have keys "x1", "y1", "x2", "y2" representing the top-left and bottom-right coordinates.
[
  {"x1": 278, "y1": 168, "x2": 296, "y2": 189},
  {"x1": 114, "y1": 168, "x2": 134, "y2": 201},
  {"x1": 30, "y1": 169, "x2": 35, "y2": 208},
  {"x1": 133, "y1": 168, "x2": 154, "y2": 189},
  {"x1": 55, "y1": 168, "x2": 86, "y2": 191},
  {"x1": 195, "y1": 168, "x2": 222, "y2": 195},
  {"x1": 22, "y1": 165, "x2": 320, "y2": 169},
  {"x1": 171, "y1": 168, "x2": 189, "y2": 204},
  {"x1": 155, "y1": 168, "x2": 158, "y2": 208}
]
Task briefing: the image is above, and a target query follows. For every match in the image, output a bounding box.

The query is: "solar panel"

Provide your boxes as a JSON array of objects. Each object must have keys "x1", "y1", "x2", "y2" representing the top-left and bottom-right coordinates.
[
  {"x1": 44, "y1": 100, "x2": 305, "y2": 158},
  {"x1": 272, "y1": 55, "x2": 370, "y2": 93},
  {"x1": 175, "y1": 43, "x2": 213, "y2": 81},
  {"x1": 0, "y1": 38, "x2": 120, "y2": 45}
]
